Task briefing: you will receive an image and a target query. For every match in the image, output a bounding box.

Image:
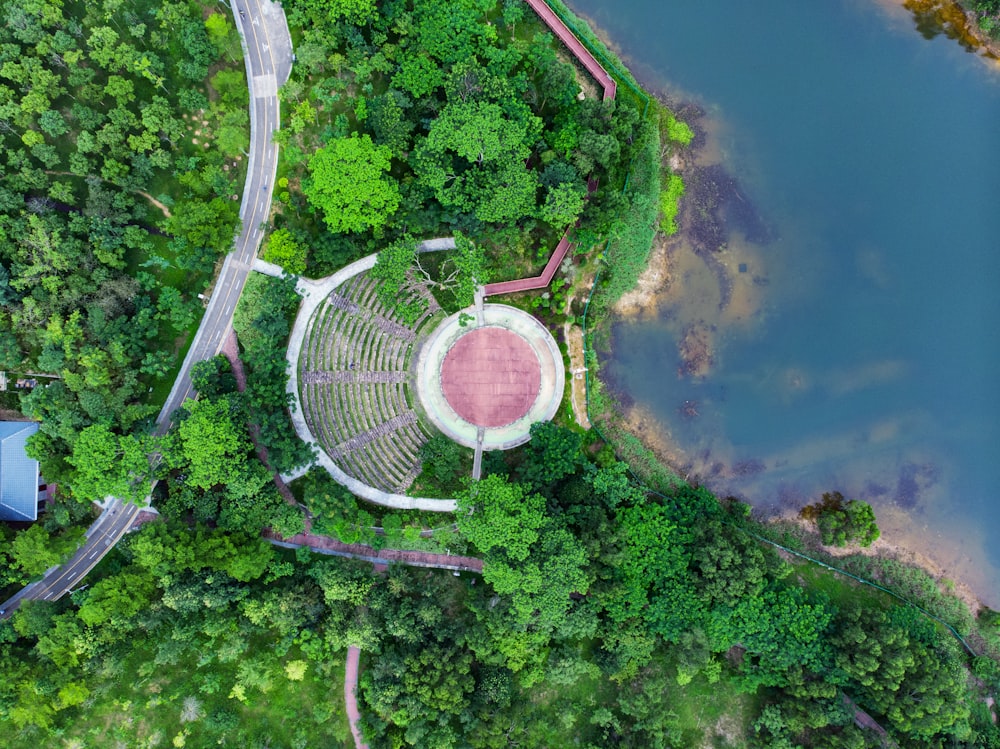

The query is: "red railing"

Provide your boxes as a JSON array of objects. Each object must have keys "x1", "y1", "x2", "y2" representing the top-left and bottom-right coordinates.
[{"x1": 524, "y1": 0, "x2": 616, "y2": 101}]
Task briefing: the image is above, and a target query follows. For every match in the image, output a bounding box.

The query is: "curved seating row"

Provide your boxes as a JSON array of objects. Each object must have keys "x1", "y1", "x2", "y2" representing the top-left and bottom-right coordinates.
[{"x1": 299, "y1": 271, "x2": 439, "y2": 493}]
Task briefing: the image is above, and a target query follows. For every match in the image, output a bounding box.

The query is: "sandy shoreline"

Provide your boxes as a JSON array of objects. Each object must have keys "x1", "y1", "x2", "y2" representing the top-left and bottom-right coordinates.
[{"x1": 780, "y1": 515, "x2": 986, "y2": 615}]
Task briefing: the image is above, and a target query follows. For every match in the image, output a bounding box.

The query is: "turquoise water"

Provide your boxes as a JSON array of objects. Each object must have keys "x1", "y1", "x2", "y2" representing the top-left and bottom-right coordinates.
[{"x1": 573, "y1": 0, "x2": 1000, "y2": 602}]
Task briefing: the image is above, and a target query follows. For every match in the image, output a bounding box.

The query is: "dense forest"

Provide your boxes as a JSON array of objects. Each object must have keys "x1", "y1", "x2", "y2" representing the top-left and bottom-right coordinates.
[
  {"x1": 1, "y1": 1, "x2": 998, "y2": 748},
  {"x1": 269, "y1": 0, "x2": 651, "y2": 284},
  {"x1": 2, "y1": 424, "x2": 998, "y2": 747},
  {"x1": 0, "y1": 0, "x2": 249, "y2": 591}
]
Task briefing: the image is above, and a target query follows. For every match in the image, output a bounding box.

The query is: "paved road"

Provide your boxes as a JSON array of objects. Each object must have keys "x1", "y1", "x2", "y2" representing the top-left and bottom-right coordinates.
[
  {"x1": 158, "y1": 0, "x2": 293, "y2": 434},
  {"x1": 0, "y1": 498, "x2": 141, "y2": 615},
  {"x1": 0, "y1": 0, "x2": 292, "y2": 619}
]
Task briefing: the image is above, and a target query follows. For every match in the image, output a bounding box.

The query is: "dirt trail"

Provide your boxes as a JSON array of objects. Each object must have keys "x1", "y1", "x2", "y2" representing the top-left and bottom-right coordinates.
[
  {"x1": 345, "y1": 647, "x2": 370, "y2": 749},
  {"x1": 563, "y1": 321, "x2": 591, "y2": 429},
  {"x1": 43, "y1": 170, "x2": 172, "y2": 218},
  {"x1": 219, "y1": 328, "x2": 300, "y2": 507}
]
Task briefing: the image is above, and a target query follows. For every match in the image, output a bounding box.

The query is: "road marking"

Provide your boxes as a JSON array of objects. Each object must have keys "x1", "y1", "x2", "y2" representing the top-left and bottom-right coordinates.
[{"x1": 253, "y1": 74, "x2": 277, "y2": 98}]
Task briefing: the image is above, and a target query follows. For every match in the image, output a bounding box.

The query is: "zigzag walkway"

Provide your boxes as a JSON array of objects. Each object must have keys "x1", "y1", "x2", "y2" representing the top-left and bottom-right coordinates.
[{"x1": 483, "y1": 0, "x2": 616, "y2": 298}]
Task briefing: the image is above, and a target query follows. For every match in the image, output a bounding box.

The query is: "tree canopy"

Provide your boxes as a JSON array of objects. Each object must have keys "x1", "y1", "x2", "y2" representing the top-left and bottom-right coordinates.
[{"x1": 304, "y1": 133, "x2": 401, "y2": 234}]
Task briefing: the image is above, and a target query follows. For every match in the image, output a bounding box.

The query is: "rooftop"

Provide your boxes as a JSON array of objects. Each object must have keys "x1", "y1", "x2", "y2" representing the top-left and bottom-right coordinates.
[{"x1": 0, "y1": 421, "x2": 40, "y2": 522}]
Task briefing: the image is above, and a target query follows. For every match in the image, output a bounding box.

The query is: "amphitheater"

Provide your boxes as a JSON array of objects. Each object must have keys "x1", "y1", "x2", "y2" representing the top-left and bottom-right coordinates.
[
  {"x1": 295, "y1": 268, "x2": 441, "y2": 495},
  {"x1": 285, "y1": 247, "x2": 565, "y2": 505}
]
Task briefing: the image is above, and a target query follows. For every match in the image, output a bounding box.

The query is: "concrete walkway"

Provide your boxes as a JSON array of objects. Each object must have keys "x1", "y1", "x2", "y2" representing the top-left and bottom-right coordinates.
[
  {"x1": 282, "y1": 241, "x2": 457, "y2": 512},
  {"x1": 252, "y1": 257, "x2": 285, "y2": 278}
]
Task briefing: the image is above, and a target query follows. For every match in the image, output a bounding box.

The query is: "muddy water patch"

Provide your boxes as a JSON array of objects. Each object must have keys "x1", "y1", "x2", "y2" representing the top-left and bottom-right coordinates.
[{"x1": 609, "y1": 105, "x2": 775, "y2": 386}]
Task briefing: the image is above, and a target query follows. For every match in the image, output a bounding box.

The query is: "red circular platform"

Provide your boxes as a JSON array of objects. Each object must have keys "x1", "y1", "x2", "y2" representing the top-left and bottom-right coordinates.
[{"x1": 440, "y1": 327, "x2": 542, "y2": 428}]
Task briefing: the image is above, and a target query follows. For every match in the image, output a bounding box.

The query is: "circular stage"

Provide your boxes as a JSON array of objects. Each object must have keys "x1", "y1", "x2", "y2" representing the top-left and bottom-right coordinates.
[
  {"x1": 415, "y1": 305, "x2": 565, "y2": 450},
  {"x1": 440, "y1": 327, "x2": 542, "y2": 428}
]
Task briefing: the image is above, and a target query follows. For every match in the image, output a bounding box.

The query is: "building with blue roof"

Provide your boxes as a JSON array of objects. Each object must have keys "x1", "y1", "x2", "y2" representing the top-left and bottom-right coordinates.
[{"x1": 0, "y1": 422, "x2": 41, "y2": 522}]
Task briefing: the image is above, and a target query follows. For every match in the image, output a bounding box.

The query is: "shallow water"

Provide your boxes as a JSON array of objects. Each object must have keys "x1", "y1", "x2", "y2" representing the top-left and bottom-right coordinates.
[{"x1": 572, "y1": 0, "x2": 1000, "y2": 605}]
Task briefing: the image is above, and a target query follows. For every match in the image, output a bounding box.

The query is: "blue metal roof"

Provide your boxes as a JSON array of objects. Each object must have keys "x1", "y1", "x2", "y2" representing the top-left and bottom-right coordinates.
[{"x1": 0, "y1": 422, "x2": 40, "y2": 522}]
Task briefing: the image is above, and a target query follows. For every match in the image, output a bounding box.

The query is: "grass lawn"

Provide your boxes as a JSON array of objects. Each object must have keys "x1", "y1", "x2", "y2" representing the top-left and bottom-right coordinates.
[
  {"x1": 790, "y1": 556, "x2": 892, "y2": 612},
  {"x1": 509, "y1": 648, "x2": 756, "y2": 747},
  {"x1": 669, "y1": 668, "x2": 757, "y2": 748},
  {"x1": 0, "y1": 639, "x2": 352, "y2": 749}
]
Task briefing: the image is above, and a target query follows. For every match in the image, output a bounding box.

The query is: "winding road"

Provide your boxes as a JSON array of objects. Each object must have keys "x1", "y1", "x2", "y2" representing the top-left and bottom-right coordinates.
[
  {"x1": 159, "y1": 0, "x2": 293, "y2": 430},
  {"x1": 0, "y1": 0, "x2": 293, "y2": 619}
]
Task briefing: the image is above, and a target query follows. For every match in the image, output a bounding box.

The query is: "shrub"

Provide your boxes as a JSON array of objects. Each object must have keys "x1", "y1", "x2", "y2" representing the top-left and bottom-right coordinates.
[
  {"x1": 802, "y1": 492, "x2": 880, "y2": 547},
  {"x1": 659, "y1": 173, "x2": 685, "y2": 235},
  {"x1": 665, "y1": 113, "x2": 694, "y2": 145}
]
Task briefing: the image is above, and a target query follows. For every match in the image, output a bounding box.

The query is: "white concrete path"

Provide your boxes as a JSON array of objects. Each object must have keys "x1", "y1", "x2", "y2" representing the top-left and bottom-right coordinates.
[{"x1": 252, "y1": 257, "x2": 286, "y2": 278}]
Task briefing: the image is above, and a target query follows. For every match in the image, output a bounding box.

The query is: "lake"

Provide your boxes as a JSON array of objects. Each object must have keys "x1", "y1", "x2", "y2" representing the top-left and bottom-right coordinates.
[{"x1": 572, "y1": 0, "x2": 1000, "y2": 605}]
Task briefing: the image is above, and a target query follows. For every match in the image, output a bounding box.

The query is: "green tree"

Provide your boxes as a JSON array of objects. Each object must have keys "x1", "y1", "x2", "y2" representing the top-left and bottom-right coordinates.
[
  {"x1": 419, "y1": 435, "x2": 464, "y2": 486},
  {"x1": 519, "y1": 421, "x2": 582, "y2": 491},
  {"x1": 412, "y1": 99, "x2": 541, "y2": 223},
  {"x1": 444, "y1": 232, "x2": 489, "y2": 308},
  {"x1": 391, "y1": 54, "x2": 444, "y2": 99},
  {"x1": 66, "y1": 424, "x2": 152, "y2": 503},
  {"x1": 76, "y1": 571, "x2": 156, "y2": 627},
  {"x1": 804, "y1": 492, "x2": 880, "y2": 547},
  {"x1": 368, "y1": 90, "x2": 414, "y2": 156},
  {"x1": 707, "y1": 585, "x2": 834, "y2": 688},
  {"x1": 262, "y1": 228, "x2": 306, "y2": 274},
  {"x1": 831, "y1": 605, "x2": 972, "y2": 742},
  {"x1": 484, "y1": 524, "x2": 590, "y2": 630},
  {"x1": 370, "y1": 235, "x2": 418, "y2": 308},
  {"x1": 456, "y1": 474, "x2": 546, "y2": 561},
  {"x1": 298, "y1": 0, "x2": 378, "y2": 25},
  {"x1": 611, "y1": 500, "x2": 704, "y2": 642},
  {"x1": 539, "y1": 180, "x2": 587, "y2": 229},
  {"x1": 204, "y1": 13, "x2": 238, "y2": 60},
  {"x1": 304, "y1": 133, "x2": 401, "y2": 234},
  {"x1": 167, "y1": 197, "x2": 240, "y2": 256},
  {"x1": 9, "y1": 525, "x2": 84, "y2": 579},
  {"x1": 167, "y1": 396, "x2": 250, "y2": 490}
]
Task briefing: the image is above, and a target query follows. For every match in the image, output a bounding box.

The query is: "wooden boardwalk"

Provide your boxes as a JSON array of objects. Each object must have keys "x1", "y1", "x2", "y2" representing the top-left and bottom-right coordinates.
[
  {"x1": 483, "y1": 2, "x2": 615, "y2": 298},
  {"x1": 264, "y1": 529, "x2": 484, "y2": 573},
  {"x1": 524, "y1": 0, "x2": 616, "y2": 101},
  {"x1": 483, "y1": 231, "x2": 575, "y2": 296}
]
